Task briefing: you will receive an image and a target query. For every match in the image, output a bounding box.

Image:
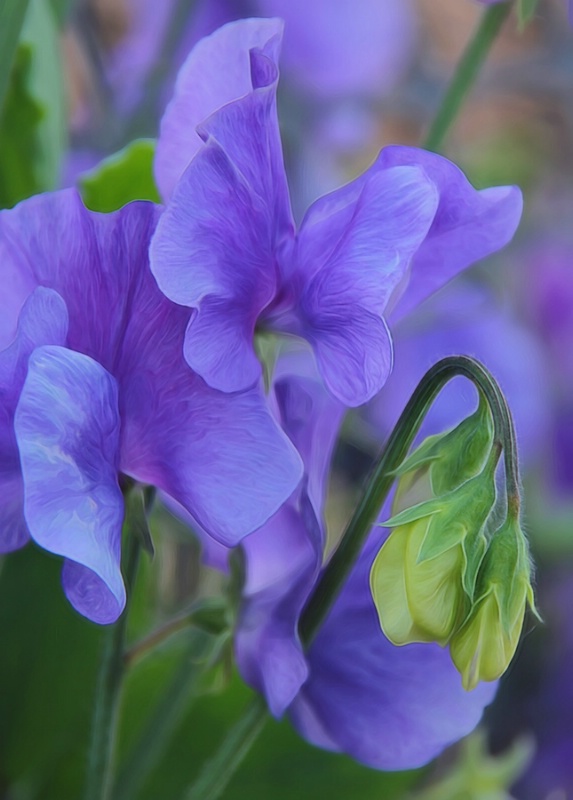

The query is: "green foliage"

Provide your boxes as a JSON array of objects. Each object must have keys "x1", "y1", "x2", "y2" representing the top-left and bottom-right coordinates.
[
  {"x1": 0, "y1": 0, "x2": 32, "y2": 113},
  {"x1": 0, "y1": 46, "x2": 44, "y2": 208},
  {"x1": 410, "y1": 731, "x2": 534, "y2": 800},
  {"x1": 0, "y1": 0, "x2": 65, "y2": 209},
  {"x1": 80, "y1": 140, "x2": 161, "y2": 212}
]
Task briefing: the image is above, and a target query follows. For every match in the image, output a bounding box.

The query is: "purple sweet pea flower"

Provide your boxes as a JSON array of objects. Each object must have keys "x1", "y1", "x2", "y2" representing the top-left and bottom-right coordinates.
[
  {"x1": 0, "y1": 190, "x2": 302, "y2": 623},
  {"x1": 188, "y1": 350, "x2": 497, "y2": 767},
  {"x1": 150, "y1": 18, "x2": 523, "y2": 408}
]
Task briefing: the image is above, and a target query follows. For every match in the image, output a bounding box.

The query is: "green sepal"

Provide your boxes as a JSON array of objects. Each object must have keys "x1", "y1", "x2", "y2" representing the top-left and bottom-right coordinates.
[
  {"x1": 391, "y1": 398, "x2": 494, "y2": 496},
  {"x1": 460, "y1": 526, "x2": 488, "y2": 599},
  {"x1": 430, "y1": 397, "x2": 494, "y2": 496},
  {"x1": 475, "y1": 515, "x2": 540, "y2": 632},
  {"x1": 80, "y1": 139, "x2": 161, "y2": 212}
]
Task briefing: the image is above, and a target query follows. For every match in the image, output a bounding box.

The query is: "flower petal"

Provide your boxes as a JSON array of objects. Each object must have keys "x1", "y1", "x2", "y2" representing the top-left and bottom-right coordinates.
[
  {"x1": 298, "y1": 166, "x2": 439, "y2": 405},
  {"x1": 155, "y1": 16, "x2": 285, "y2": 201},
  {"x1": 235, "y1": 359, "x2": 343, "y2": 715},
  {"x1": 14, "y1": 345, "x2": 125, "y2": 624},
  {"x1": 0, "y1": 288, "x2": 69, "y2": 554},
  {"x1": 151, "y1": 25, "x2": 293, "y2": 392},
  {"x1": 378, "y1": 146, "x2": 523, "y2": 319},
  {"x1": 290, "y1": 529, "x2": 497, "y2": 770}
]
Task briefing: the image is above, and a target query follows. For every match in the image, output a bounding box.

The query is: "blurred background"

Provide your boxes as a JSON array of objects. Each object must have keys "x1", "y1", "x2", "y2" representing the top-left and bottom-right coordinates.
[{"x1": 1, "y1": 1, "x2": 573, "y2": 798}]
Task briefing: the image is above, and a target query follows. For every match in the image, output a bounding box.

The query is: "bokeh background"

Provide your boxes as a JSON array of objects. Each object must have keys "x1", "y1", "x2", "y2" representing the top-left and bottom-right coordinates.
[{"x1": 1, "y1": 1, "x2": 573, "y2": 798}]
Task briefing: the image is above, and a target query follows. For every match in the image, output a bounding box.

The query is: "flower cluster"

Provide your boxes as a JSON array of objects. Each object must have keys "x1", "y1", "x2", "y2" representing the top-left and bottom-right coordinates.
[{"x1": 1, "y1": 15, "x2": 528, "y2": 774}]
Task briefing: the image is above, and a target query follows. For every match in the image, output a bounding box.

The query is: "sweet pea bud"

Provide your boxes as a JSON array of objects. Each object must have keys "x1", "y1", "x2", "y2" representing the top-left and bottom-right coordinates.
[
  {"x1": 371, "y1": 459, "x2": 498, "y2": 647},
  {"x1": 450, "y1": 514, "x2": 539, "y2": 691}
]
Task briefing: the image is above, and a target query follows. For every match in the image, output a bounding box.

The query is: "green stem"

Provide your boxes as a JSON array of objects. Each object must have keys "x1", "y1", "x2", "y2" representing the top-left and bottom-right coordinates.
[
  {"x1": 83, "y1": 533, "x2": 141, "y2": 800},
  {"x1": 185, "y1": 695, "x2": 268, "y2": 800},
  {"x1": 115, "y1": 630, "x2": 225, "y2": 800},
  {"x1": 0, "y1": 0, "x2": 31, "y2": 115},
  {"x1": 423, "y1": 3, "x2": 512, "y2": 153},
  {"x1": 300, "y1": 354, "x2": 520, "y2": 646}
]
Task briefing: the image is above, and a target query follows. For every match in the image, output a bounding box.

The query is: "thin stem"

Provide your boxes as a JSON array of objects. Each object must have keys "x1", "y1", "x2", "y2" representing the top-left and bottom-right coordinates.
[
  {"x1": 115, "y1": 631, "x2": 225, "y2": 800},
  {"x1": 423, "y1": 3, "x2": 512, "y2": 152},
  {"x1": 300, "y1": 355, "x2": 520, "y2": 646},
  {"x1": 123, "y1": 610, "x2": 195, "y2": 668},
  {"x1": 185, "y1": 695, "x2": 268, "y2": 800},
  {"x1": 83, "y1": 534, "x2": 141, "y2": 800}
]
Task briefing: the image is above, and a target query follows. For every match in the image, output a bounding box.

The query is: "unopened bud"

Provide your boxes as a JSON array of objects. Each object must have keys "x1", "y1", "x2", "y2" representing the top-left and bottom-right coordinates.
[
  {"x1": 371, "y1": 463, "x2": 497, "y2": 647},
  {"x1": 450, "y1": 515, "x2": 538, "y2": 691}
]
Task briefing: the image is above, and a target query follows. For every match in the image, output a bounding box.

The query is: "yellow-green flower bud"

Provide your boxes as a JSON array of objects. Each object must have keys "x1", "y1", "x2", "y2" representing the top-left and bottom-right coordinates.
[
  {"x1": 450, "y1": 515, "x2": 539, "y2": 691},
  {"x1": 371, "y1": 464, "x2": 497, "y2": 647}
]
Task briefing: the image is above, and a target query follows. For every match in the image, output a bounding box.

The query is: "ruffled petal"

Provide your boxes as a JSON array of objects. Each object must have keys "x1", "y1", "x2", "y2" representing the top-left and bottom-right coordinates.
[
  {"x1": 120, "y1": 358, "x2": 303, "y2": 547},
  {"x1": 235, "y1": 359, "x2": 344, "y2": 715},
  {"x1": 0, "y1": 288, "x2": 69, "y2": 554},
  {"x1": 237, "y1": 500, "x2": 319, "y2": 716},
  {"x1": 290, "y1": 529, "x2": 497, "y2": 770},
  {"x1": 151, "y1": 23, "x2": 293, "y2": 393},
  {"x1": 14, "y1": 345, "x2": 125, "y2": 624},
  {"x1": 1, "y1": 191, "x2": 302, "y2": 550},
  {"x1": 297, "y1": 165, "x2": 439, "y2": 405},
  {"x1": 155, "y1": 17, "x2": 285, "y2": 201},
  {"x1": 377, "y1": 146, "x2": 523, "y2": 319}
]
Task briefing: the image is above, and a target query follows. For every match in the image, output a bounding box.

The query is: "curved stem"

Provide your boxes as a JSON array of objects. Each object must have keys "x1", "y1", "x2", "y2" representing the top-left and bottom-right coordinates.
[
  {"x1": 83, "y1": 532, "x2": 141, "y2": 800},
  {"x1": 423, "y1": 3, "x2": 512, "y2": 153},
  {"x1": 185, "y1": 695, "x2": 268, "y2": 800},
  {"x1": 300, "y1": 354, "x2": 520, "y2": 646}
]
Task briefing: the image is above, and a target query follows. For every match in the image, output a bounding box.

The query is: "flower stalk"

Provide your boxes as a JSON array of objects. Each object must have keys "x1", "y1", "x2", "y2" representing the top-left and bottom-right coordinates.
[
  {"x1": 423, "y1": 3, "x2": 512, "y2": 153},
  {"x1": 83, "y1": 530, "x2": 141, "y2": 800}
]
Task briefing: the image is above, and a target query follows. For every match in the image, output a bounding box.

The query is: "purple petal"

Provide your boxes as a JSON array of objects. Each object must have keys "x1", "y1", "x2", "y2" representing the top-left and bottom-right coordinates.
[
  {"x1": 119, "y1": 348, "x2": 303, "y2": 547},
  {"x1": 236, "y1": 362, "x2": 343, "y2": 715},
  {"x1": 151, "y1": 34, "x2": 294, "y2": 392},
  {"x1": 0, "y1": 288, "x2": 69, "y2": 554},
  {"x1": 290, "y1": 528, "x2": 497, "y2": 770},
  {"x1": 297, "y1": 166, "x2": 439, "y2": 405},
  {"x1": 376, "y1": 146, "x2": 523, "y2": 320},
  {"x1": 1, "y1": 190, "x2": 302, "y2": 547},
  {"x1": 237, "y1": 500, "x2": 321, "y2": 716},
  {"x1": 14, "y1": 345, "x2": 125, "y2": 624},
  {"x1": 155, "y1": 17, "x2": 285, "y2": 201}
]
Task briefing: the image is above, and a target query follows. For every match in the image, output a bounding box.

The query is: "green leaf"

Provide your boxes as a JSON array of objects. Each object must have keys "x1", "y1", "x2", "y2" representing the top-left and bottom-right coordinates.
[
  {"x1": 0, "y1": 0, "x2": 66, "y2": 208},
  {"x1": 80, "y1": 140, "x2": 161, "y2": 212},
  {"x1": 0, "y1": 0, "x2": 32, "y2": 113},
  {"x1": 517, "y1": 0, "x2": 540, "y2": 30},
  {"x1": 0, "y1": 45, "x2": 44, "y2": 208},
  {"x1": 19, "y1": 0, "x2": 66, "y2": 191}
]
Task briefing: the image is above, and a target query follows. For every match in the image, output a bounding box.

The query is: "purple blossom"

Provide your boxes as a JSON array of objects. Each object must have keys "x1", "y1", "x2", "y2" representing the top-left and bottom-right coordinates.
[
  {"x1": 0, "y1": 191, "x2": 302, "y2": 623},
  {"x1": 150, "y1": 18, "x2": 523, "y2": 408}
]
